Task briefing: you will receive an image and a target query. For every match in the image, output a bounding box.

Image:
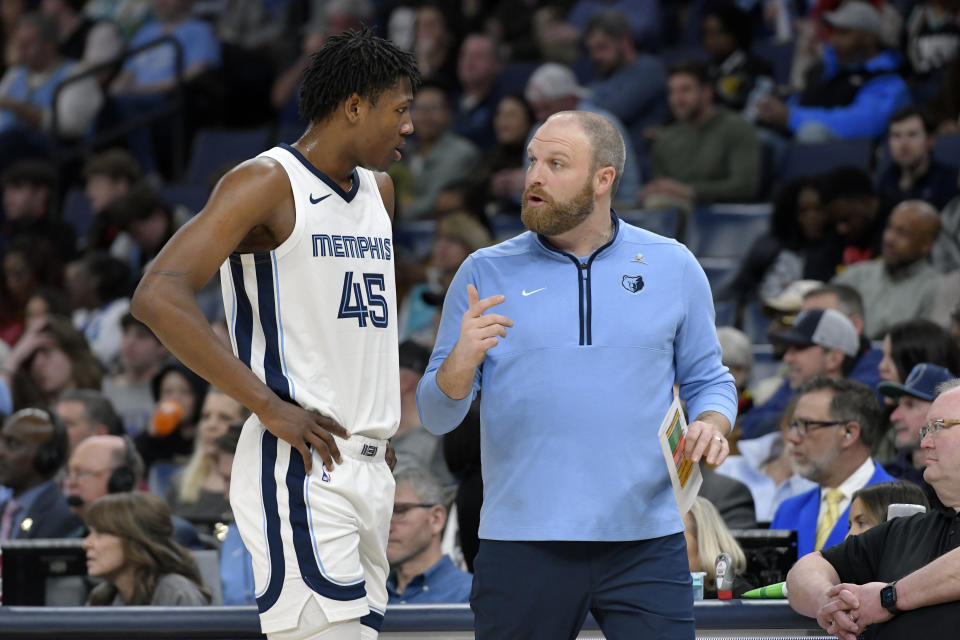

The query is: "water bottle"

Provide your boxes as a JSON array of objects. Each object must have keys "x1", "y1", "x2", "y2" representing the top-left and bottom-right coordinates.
[
  {"x1": 743, "y1": 76, "x2": 775, "y2": 122},
  {"x1": 715, "y1": 552, "x2": 735, "y2": 600},
  {"x1": 773, "y1": 0, "x2": 793, "y2": 42}
]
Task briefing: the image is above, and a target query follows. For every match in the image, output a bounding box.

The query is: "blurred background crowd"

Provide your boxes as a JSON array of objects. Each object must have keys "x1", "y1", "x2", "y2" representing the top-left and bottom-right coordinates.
[{"x1": 1, "y1": 0, "x2": 959, "y2": 613}]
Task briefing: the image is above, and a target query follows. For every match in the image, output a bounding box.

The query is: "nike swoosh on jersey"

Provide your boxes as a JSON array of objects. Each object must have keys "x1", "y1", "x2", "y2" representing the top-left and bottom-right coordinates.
[
  {"x1": 522, "y1": 287, "x2": 546, "y2": 296},
  {"x1": 309, "y1": 193, "x2": 331, "y2": 204}
]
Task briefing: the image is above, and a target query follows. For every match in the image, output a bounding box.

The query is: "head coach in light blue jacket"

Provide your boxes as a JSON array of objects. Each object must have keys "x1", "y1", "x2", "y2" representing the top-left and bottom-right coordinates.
[{"x1": 417, "y1": 110, "x2": 738, "y2": 640}]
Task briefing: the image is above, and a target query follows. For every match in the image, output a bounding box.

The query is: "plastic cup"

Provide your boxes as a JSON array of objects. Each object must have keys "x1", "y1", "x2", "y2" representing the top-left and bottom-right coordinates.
[{"x1": 691, "y1": 571, "x2": 706, "y2": 601}]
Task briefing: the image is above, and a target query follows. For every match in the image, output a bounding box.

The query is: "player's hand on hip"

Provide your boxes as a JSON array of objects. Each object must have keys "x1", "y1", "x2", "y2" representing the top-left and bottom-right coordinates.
[
  {"x1": 385, "y1": 441, "x2": 397, "y2": 471},
  {"x1": 685, "y1": 420, "x2": 729, "y2": 466},
  {"x1": 260, "y1": 398, "x2": 349, "y2": 474},
  {"x1": 453, "y1": 284, "x2": 513, "y2": 368}
]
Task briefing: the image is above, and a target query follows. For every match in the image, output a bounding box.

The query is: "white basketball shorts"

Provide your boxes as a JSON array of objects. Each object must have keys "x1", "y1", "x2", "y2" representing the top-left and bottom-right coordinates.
[{"x1": 230, "y1": 414, "x2": 394, "y2": 635}]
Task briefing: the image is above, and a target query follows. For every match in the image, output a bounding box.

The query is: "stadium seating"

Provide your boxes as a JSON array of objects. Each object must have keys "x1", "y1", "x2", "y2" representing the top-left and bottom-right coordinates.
[
  {"x1": 620, "y1": 208, "x2": 683, "y2": 239},
  {"x1": 687, "y1": 203, "x2": 772, "y2": 259},
  {"x1": 61, "y1": 187, "x2": 94, "y2": 243},
  {"x1": 160, "y1": 184, "x2": 209, "y2": 218},
  {"x1": 185, "y1": 126, "x2": 272, "y2": 187},
  {"x1": 934, "y1": 132, "x2": 960, "y2": 167},
  {"x1": 752, "y1": 40, "x2": 794, "y2": 86},
  {"x1": 778, "y1": 138, "x2": 873, "y2": 184}
]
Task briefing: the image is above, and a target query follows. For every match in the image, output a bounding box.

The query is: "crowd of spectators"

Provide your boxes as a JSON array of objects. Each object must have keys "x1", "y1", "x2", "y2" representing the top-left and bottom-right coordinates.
[{"x1": 1, "y1": 0, "x2": 960, "y2": 634}]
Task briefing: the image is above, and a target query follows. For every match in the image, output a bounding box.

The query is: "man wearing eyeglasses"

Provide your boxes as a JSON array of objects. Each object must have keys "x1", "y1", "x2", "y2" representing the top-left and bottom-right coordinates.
[
  {"x1": 385, "y1": 466, "x2": 472, "y2": 604},
  {"x1": 63, "y1": 434, "x2": 203, "y2": 548},
  {"x1": 770, "y1": 377, "x2": 894, "y2": 557},
  {"x1": 878, "y1": 363, "x2": 956, "y2": 484},
  {"x1": 786, "y1": 378, "x2": 960, "y2": 640}
]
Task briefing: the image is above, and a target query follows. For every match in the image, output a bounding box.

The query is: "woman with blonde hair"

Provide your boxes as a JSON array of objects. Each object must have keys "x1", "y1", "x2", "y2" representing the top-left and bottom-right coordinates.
[
  {"x1": 84, "y1": 492, "x2": 210, "y2": 606},
  {"x1": 167, "y1": 387, "x2": 249, "y2": 533},
  {"x1": 683, "y1": 496, "x2": 752, "y2": 598}
]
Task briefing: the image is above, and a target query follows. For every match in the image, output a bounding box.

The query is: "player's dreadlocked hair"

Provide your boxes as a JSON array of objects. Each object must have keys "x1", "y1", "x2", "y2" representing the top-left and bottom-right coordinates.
[{"x1": 299, "y1": 28, "x2": 422, "y2": 124}]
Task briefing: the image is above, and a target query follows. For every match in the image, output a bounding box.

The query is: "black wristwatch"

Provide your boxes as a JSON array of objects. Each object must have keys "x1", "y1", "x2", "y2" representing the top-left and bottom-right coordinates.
[{"x1": 880, "y1": 580, "x2": 901, "y2": 615}]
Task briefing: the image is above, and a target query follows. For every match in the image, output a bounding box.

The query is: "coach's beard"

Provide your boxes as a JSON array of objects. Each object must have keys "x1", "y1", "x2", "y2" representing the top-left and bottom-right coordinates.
[{"x1": 521, "y1": 180, "x2": 595, "y2": 237}]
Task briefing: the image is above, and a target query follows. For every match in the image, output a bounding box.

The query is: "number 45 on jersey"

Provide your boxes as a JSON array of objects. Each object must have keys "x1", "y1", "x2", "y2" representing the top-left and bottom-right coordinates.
[{"x1": 338, "y1": 272, "x2": 388, "y2": 328}]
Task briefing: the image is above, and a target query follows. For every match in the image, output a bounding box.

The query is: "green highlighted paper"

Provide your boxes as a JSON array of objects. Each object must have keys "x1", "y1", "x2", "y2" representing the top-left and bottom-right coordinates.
[{"x1": 741, "y1": 581, "x2": 788, "y2": 599}]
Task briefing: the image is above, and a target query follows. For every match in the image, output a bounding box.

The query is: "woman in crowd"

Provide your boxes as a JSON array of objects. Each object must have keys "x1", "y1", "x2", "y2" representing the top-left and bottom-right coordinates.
[
  {"x1": 721, "y1": 176, "x2": 831, "y2": 305},
  {"x1": 683, "y1": 497, "x2": 754, "y2": 598},
  {"x1": 84, "y1": 492, "x2": 210, "y2": 606},
  {"x1": 472, "y1": 93, "x2": 536, "y2": 218},
  {"x1": 23, "y1": 287, "x2": 72, "y2": 331},
  {"x1": 0, "y1": 237, "x2": 58, "y2": 346},
  {"x1": 877, "y1": 319, "x2": 960, "y2": 384},
  {"x1": 134, "y1": 362, "x2": 208, "y2": 479},
  {"x1": 167, "y1": 388, "x2": 249, "y2": 533},
  {"x1": 847, "y1": 481, "x2": 931, "y2": 537},
  {"x1": 397, "y1": 212, "x2": 491, "y2": 345},
  {"x1": 1, "y1": 315, "x2": 102, "y2": 408}
]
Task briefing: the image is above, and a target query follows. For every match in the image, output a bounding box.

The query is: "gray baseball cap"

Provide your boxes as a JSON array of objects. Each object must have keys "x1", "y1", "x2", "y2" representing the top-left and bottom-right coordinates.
[
  {"x1": 771, "y1": 308, "x2": 859, "y2": 357},
  {"x1": 823, "y1": 1, "x2": 883, "y2": 39}
]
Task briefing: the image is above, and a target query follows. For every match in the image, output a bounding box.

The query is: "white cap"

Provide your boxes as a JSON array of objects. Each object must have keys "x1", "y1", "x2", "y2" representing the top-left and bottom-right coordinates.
[
  {"x1": 823, "y1": 1, "x2": 883, "y2": 39},
  {"x1": 525, "y1": 63, "x2": 592, "y2": 103}
]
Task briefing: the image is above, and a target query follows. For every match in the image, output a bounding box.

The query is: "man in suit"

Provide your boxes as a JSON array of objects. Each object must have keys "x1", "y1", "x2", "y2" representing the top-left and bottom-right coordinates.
[
  {"x1": 0, "y1": 408, "x2": 81, "y2": 539},
  {"x1": 786, "y1": 378, "x2": 960, "y2": 639},
  {"x1": 771, "y1": 377, "x2": 894, "y2": 556}
]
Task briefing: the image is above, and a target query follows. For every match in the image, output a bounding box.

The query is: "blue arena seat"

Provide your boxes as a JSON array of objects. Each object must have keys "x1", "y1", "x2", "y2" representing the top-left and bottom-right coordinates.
[
  {"x1": 275, "y1": 121, "x2": 305, "y2": 147},
  {"x1": 778, "y1": 138, "x2": 872, "y2": 184},
  {"x1": 490, "y1": 215, "x2": 526, "y2": 243},
  {"x1": 393, "y1": 220, "x2": 436, "y2": 261},
  {"x1": 499, "y1": 61, "x2": 539, "y2": 96},
  {"x1": 687, "y1": 203, "x2": 771, "y2": 259},
  {"x1": 61, "y1": 187, "x2": 93, "y2": 242},
  {"x1": 185, "y1": 126, "x2": 272, "y2": 187},
  {"x1": 741, "y1": 299, "x2": 773, "y2": 345},
  {"x1": 160, "y1": 184, "x2": 209, "y2": 217},
  {"x1": 619, "y1": 208, "x2": 682, "y2": 239},
  {"x1": 752, "y1": 40, "x2": 794, "y2": 86},
  {"x1": 751, "y1": 343, "x2": 780, "y2": 384},
  {"x1": 934, "y1": 132, "x2": 960, "y2": 167},
  {"x1": 699, "y1": 257, "x2": 739, "y2": 300}
]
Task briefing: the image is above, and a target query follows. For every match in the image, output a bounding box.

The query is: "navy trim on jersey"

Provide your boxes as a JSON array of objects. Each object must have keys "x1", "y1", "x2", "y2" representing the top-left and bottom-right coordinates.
[
  {"x1": 285, "y1": 448, "x2": 368, "y2": 601},
  {"x1": 360, "y1": 610, "x2": 385, "y2": 632},
  {"x1": 575, "y1": 260, "x2": 586, "y2": 345},
  {"x1": 279, "y1": 143, "x2": 360, "y2": 203},
  {"x1": 255, "y1": 251, "x2": 293, "y2": 402},
  {"x1": 271, "y1": 252, "x2": 296, "y2": 401},
  {"x1": 255, "y1": 432, "x2": 285, "y2": 613},
  {"x1": 583, "y1": 216, "x2": 620, "y2": 345},
  {"x1": 535, "y1": 213, "x2": 621, "y2": 346},
  {"x1": 229, "y1": 258, "x2": 253, "y2": 367}
]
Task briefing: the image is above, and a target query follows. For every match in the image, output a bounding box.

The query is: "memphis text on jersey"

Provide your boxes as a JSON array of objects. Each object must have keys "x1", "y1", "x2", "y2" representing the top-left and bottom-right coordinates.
[{"x1": 312, "y1": 234, "x2": 393, "y2": 261}]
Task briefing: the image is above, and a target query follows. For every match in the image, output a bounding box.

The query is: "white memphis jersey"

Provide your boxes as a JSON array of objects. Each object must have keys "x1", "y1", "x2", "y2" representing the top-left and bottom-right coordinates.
[{"x1": 220, "y1": 144, "x2": 400, "y2": 440}]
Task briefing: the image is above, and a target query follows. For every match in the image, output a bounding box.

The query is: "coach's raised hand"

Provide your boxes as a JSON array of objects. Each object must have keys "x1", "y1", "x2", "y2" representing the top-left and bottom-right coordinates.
[
  {"x1": 260, "y1": 397, "x2": 349, "y2": 474},
  {"x1": 436, "y1": 283, "x2": 513, "y2": 400}
]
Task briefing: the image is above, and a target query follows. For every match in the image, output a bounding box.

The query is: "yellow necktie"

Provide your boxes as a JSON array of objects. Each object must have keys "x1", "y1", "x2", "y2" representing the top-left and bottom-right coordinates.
[{"x1": 815, "y1": 488, "x2": 844, "y2": 551}]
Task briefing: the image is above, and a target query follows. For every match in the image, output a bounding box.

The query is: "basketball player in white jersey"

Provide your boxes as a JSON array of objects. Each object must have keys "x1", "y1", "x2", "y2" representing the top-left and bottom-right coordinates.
[{"x1": 130, "y1": 30, "x2": 421, "y2": 639}]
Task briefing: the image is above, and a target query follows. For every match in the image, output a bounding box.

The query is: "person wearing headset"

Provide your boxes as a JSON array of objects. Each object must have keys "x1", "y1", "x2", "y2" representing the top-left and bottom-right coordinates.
[
  {"x1": 64, "y1": 434, "x2": 204, "y2": 549},
  {"x1": 0, "y1": 407, "x2": 81, "y2": 539}
]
